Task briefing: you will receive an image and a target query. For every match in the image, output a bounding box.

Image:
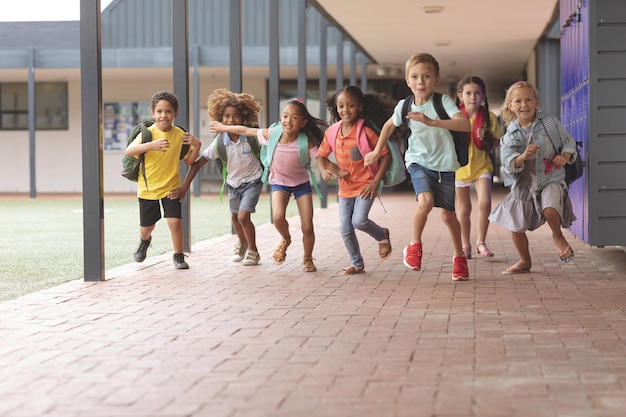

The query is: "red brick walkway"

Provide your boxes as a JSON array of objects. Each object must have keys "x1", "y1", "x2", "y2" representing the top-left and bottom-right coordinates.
[{"x1": 1, "y1": 186, "x2": 625, "y2": 417}]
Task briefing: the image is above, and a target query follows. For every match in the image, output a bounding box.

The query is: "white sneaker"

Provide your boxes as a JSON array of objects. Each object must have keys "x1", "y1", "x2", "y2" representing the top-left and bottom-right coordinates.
[
  {"x1": 232, "y1": 242, "x2": 248, "y2": 262},
  {"x1": 242, "y1": 250, "x2": 260, "y2": 266}
]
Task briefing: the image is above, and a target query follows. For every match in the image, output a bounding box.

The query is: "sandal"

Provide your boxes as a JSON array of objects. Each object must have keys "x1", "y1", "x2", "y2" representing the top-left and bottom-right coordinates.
[
  {"x1": 302, "y1": 258, "x2": 317, "y2": 272},
  {"x1": 272, "y1": 237, "x2": 291, "y2": 265},
  {"x1": 341, "y1": 265, "x2": 365, "y2": 275},
  {"x1": 558, "y1": 246, "x2": 574, "y2": 263},
  {"x1": 476, "y1": 241, "x2": 494, "y2": 257},
  {"x1": 378, "y1": 228, "x2": 392, "y2": 260},
  {"x1": 462, "y1": 245, "x2": 472, "y2": 259}
]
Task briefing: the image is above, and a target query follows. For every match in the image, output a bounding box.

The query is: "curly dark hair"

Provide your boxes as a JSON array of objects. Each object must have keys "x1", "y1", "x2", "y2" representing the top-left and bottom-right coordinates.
[
  {"x1": 325, "y1": 85, "x2": 404, "y2": 141},
  {"x1": 207, "y1": 88, "x2": 262, "y2": 127},
  {"x1": 151, "y1": 91, "x2": 178, "y2": 111}
]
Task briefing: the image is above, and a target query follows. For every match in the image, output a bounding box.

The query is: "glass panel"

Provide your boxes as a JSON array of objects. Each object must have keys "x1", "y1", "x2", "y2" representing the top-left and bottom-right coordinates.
[{"x1": 103, "y1": 102, "x2": 152, "y2": 151}]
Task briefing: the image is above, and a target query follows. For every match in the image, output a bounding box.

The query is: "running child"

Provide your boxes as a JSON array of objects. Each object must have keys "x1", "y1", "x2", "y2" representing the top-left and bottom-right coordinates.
[
  {"x1": 317, "y1": 85, "x2": 393, "y2": 275},
  {"x1": 210, "y1": 99, "x2": 326, "y2": 272}
]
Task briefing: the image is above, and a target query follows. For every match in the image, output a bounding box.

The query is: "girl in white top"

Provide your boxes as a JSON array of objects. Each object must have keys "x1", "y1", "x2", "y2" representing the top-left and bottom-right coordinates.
[{"x1": 210, "y1": 99, "x2": 326, "y2": 272}]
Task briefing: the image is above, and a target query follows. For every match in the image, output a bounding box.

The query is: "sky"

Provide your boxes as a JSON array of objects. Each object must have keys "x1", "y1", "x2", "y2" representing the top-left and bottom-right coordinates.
[{"x1": 0, "y1": 0, "x2": 115, "y2": 22}]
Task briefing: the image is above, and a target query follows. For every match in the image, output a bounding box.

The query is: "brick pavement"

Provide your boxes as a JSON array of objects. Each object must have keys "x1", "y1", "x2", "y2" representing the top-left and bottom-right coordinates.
[{"x1": 1, "y1": 185, "x2": 626, "y2": 417}]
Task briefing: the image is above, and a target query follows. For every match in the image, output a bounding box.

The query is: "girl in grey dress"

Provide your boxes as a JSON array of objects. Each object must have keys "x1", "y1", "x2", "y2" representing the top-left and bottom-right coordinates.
[{"x1": 489, "y1": 81, "x2": 578, "y2": 274}]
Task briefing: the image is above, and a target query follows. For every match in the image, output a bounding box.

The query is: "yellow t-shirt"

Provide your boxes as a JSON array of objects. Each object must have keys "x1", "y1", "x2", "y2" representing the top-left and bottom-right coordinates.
[
  {"x1": 455, "y1": 111, "x2": 502, "y2": 182},
  {"x1": 133, "y1": 124, "x2": 189, "y2": 200}
]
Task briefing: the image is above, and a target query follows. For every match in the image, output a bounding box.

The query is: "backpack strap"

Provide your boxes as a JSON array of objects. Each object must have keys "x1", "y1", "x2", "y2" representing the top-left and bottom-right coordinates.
[
  {"x1": 400, "y1": 95, "x2": 414, "y2": 126},
  {"x1": 540, "y1": 116, "x2": 563, "y2": 154},
  {"x1": 326, "y1": 119, "x2": 378, "y2": 177},
  {"x1": 214, "y1": 133, "x2": 261, "y2": 202},
  {"x1": 138, "y1": 122, "x2": 152, "y2": 189},
  {"x1": 263, "y1": 123, "x2": 322, "y2": 199},
  {"x1": 214, "y1": 134, "x2": 229, "y2": 202},
  {"x1": 431, "y1": 92, "x2": 469, "y2": 167}
]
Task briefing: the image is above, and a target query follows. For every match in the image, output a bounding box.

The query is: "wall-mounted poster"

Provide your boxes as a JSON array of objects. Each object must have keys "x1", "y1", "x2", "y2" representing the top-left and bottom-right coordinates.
[{"x1": 103, "y1": 102, "x2": 152, "y2": 151}]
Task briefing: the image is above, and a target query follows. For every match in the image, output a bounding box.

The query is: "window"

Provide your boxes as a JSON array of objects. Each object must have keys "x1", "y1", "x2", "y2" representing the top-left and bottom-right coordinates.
[
  {"x1": 0, "y1": 82, "x2": 68, "y2": 130},
  {"x1": 103, "y1": 102, "x2": 152, "y2": 151}
]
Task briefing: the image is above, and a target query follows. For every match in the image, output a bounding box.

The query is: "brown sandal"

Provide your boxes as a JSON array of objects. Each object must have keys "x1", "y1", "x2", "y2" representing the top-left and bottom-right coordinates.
[
  {"x1": 302, "y1": 258, "x2": 317, "y2": 272},
  {"x1": 272, "y1": 237, "x2": 291, "y2": 265},
  {"x1": 378, "y1": 228, "x2": 392, "y2": 260}
]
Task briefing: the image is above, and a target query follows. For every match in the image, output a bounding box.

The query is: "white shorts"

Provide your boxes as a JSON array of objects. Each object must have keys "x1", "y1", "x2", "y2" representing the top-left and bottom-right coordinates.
[{"x1": 455, "y1": 172, "x2": 492, "y2": 188}]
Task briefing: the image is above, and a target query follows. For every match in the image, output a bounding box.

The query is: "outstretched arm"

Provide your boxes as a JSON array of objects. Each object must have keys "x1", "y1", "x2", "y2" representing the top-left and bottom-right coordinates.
[
  {"x1": 210, "y1": 121, "x2": 260, "y2": 138},
  {"x1": 406, "y1": 111, "x2": 470, "y2": 132}
]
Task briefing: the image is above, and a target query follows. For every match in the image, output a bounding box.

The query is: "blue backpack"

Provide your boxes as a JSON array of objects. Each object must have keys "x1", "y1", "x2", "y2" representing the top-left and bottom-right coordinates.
[{"x1": 260, "y1": 122, "x2": 322, "y2": 199}]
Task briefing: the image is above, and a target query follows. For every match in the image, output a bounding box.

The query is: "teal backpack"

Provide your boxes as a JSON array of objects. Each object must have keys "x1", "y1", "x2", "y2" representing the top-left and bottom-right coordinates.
[
  {"x1": 121, "y1": 121, "x2": 189, "y2": 189},
  {"x1": 260, "y1": 122, "x2": 322, "y2": 199},
  {"x1": 213, "y1": 132, "x2": 261, "y2": 201}
]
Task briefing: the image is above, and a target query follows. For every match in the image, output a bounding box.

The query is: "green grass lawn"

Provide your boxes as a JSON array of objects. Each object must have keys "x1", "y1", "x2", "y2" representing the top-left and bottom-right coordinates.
[{"x1": 0, "y1": 193, "x2": 314, "y2": 302}]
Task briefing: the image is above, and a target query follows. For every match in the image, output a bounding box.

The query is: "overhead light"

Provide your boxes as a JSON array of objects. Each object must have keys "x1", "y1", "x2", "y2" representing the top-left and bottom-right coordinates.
[
  {"x1": 423, "y1": 5, "x2": 445, "y2": 14},
  {"x1": 434, "y1": 40, "x2": 451, "y2": 46}
]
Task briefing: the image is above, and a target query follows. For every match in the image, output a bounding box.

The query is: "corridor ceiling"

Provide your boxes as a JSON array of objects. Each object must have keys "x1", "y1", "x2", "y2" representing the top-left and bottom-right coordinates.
[{"x1": 313, "y1": 0, "x2": 560, "y2": 102}]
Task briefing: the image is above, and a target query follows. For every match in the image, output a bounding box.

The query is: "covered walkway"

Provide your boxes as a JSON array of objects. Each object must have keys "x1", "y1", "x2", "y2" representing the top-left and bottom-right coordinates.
[{"x1": 1, "y1": 186, "x2": 626, "y2": 417}]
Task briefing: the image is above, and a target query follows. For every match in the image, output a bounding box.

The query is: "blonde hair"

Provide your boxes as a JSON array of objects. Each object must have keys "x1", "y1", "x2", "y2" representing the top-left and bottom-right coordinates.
[
  {"x1": 501, "y1": 81, "x2": 540, "y2": 124},
  {"x1": 206, "y1": 88, "x2": 261, "y2": 127},
  {"x1": 405, "y1": 53, "x2": 440, "y2": 77}
]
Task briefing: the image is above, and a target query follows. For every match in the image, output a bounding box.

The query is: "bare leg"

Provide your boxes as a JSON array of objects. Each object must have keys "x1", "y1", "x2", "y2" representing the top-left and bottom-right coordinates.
[
  {"x1": 442, "y1": 208, "x2": 463, "y2": 258},
  {"x1": 455, "y1": 186, "x2": 472, "y2": 249},
  {"x1": 411, "y1": 192, "x2": 434, "y2": 244},
  {"x1": 296, "y1": 193, "x2": 315, "y2": 260},
  {"x1": 167, "y1": 218, "x2": 183, "y2": 254},
  {"x1": 474, "y1": 177, "x2": 492, "y2": 245},
  {"x1": 509, "y1": 231, "x2": 532, "y2": 270},
  {"x1": 236, "y1": 210, "x2": 257, "y2": 252}
]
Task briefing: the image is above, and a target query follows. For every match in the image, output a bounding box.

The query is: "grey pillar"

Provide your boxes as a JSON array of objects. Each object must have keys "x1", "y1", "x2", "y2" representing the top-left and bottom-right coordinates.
[
  {"x1": 336, "y1": 30, "x2": 344, "y2": 90},
  {"x1": 536, "y1": 38, "x2": 561, "y2": 119},
  {"x1": 28, "y1": 48, "x2": 36, "y2": 199},
  {"x1": 172, "y1": 0, "x2": 191, "y2": 252},
  {"x1": 192, "y1": 44, "x2": 201, "y2": 198},
  {"x1": 318, "y1": 17, "x2": 329, "y2": 208},
  {"x1": 268, "y1": 0, "x2": 280, "y2": 124},
  {"x1": 297, "y1": 0, "x2": 307, "y2": 101},
  {"x1": 80, "y1": 0, "x2": 105, "y2": 281},
  {"x1": 349, "y1": 42, "x2": 357, "y2": 86},
  {"x1": 360, "y1": 54, "x2": 368, "y2": 93},
  {"x1": 230, "y1": 0, "x2": 243, "y2": 93}
]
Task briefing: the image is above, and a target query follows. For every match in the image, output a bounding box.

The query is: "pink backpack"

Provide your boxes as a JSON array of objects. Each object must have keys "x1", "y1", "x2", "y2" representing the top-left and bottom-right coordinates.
[{"x1": 325, "y1": 118, "x2": 379, "y2": 178}]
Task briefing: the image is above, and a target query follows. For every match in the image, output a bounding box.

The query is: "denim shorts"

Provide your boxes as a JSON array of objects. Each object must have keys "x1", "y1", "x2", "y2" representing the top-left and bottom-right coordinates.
[
  {"x1": 228, "y1": 178, "x2": 263, "y2": 214},
  {"x1": 407, "y1": 163, "x2": 456, "y2": 212},
  {"x1": 271, "y1": 182, "x2": 312, "y2": 199}
]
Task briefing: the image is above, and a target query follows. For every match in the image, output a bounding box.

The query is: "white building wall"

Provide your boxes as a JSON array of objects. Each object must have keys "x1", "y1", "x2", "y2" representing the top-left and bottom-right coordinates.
[{"x1": 0, "y1": 72, "x2": 269, "y2": 194}]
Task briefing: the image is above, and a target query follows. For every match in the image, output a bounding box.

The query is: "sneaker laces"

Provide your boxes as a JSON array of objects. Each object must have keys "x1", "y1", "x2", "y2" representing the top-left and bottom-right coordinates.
[{"x1": 407, "y1": 243, "x2": 422, "y2": 258}]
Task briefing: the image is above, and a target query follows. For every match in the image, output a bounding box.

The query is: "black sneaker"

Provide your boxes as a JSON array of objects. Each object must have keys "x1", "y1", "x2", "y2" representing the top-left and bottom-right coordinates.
[
  {"x1": 134, "y1": 237, "x2": 151, "y2": 262},
  {"x1": 173, "y1": 253, "x2": 189, "y2": 269}
]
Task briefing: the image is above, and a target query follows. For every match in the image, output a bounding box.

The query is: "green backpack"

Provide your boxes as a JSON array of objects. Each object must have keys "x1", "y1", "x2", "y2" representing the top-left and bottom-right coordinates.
[
  {"x1": 213, "y1": 132, "x2": 261, "y2": 201},
  {"x1": 260, "y1": 122, "x2": 322, "y2": 199},
  {"x1": 121, "y1": 121, "x2": 189, "y2": 189}
]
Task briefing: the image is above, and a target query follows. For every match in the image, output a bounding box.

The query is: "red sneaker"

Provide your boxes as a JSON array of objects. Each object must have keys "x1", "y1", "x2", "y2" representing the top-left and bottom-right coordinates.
[
  {"x1": 452, "y1": 256, "x2": 469, "y2": 281},
  {"x1": 403, "y1": 243, "x2": 423, "y2": 271}
]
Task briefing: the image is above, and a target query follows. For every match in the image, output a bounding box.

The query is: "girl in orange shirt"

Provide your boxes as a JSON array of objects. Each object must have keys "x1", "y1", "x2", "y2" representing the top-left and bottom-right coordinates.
[{"x1": 317, "y1": 86, "x2": 395, "y2": 274}]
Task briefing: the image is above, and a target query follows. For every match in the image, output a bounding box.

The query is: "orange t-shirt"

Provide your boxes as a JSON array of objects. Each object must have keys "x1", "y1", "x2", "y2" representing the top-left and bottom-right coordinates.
[{"x1": 318, "y1": 123, "x2": 388, "y2": 198}]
